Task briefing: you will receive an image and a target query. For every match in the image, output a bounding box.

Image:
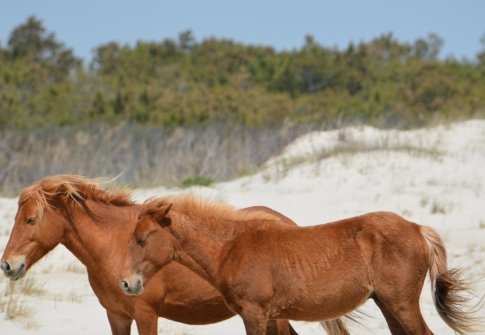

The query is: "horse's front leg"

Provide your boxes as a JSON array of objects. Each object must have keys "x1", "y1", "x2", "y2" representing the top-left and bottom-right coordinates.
[
  {"x1": 240, "y1": 305, "x2": 269, "y2": 335},
  {"x1": 266, "y1": 319, "x2": 298, "y2": 335},
  {"x1": 106, "y1": 310, "x2": 133, "y2": 335},
  {"x1": 133, "y1": 309, "x2": 159, "y2": 335}
]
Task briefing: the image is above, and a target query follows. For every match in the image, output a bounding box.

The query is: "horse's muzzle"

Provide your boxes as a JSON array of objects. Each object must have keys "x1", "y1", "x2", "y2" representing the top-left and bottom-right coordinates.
[
  {"x1": 120, "y1": 275, "x2": 144, "y2": 296},
  {"x1": 1, "y1": 259, "x2": 26, "y2": 281}
]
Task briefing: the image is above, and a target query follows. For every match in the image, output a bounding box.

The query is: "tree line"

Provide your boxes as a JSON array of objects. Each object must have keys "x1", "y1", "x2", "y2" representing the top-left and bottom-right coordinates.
[{"x1": 1, "y1": 16, "x2": 485, "y2": 130}]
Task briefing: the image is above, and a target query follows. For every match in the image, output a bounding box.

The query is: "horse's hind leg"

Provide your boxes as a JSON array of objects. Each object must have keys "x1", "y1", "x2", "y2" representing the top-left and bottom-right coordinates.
[
  {"x1": 372, "y1": 295, "x2": 406, "y2": 335},
  {"x1": 372, "y1": 239, "x2": 434, "y2": 334},
  {"x1": 374, "y1": 285, "x2": 433, "y2": 335}
]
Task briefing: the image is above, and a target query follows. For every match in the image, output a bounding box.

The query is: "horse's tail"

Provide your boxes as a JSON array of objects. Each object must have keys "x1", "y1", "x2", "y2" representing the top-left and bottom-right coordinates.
[
  {"x1": 274, "y1": 319, "x2": 349, "y2": 335},
  {"x1": 419, "y1": 225, "x2": 483, "y2": 334},
  {"x1": 319, "y1": 319, "x2": 350, "y2": 335},
  {"x1": 319, "y1": 310, "x2": 369, "y2": 335}
]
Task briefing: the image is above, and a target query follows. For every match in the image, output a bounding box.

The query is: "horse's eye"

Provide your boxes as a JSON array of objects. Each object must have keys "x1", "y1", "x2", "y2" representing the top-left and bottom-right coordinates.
[
  {"x1": 26, "y1": 217, "x2": 37, "y2": 225},
  {"x1": 137, "y1": 237, "x2": 147, "y2": 246}
]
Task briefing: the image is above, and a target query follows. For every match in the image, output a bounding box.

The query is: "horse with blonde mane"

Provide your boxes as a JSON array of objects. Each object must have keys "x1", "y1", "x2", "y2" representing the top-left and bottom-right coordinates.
[
  {"x1": 1, "y1": 174, "x2": 351, "y2": 335},
  {"x1": 121, "y1": 195, "x2": 483, "y2": 335}
]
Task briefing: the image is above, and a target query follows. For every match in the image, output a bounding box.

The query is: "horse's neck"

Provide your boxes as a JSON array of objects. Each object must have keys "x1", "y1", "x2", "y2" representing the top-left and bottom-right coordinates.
[
  {"x1": 170, "y1": 213, "x2": 238, "y2": 285},
  {"x1": 61, "y1": 201, "x2": 135, "y2": 274}
]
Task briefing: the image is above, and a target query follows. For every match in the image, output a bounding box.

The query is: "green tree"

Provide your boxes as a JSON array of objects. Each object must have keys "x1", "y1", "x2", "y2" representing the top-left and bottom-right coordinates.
[{"x1": 7, "y1": 16, "x2": 81, "y2": 80}]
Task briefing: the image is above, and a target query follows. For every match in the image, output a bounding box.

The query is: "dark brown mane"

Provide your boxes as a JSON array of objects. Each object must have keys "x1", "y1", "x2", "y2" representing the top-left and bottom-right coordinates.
[
  {"x1": 19, "y1": 175, "x2": 134, "y2": 216},
  {"x1": 144, "y1": 195, "x2": 280, "y2": 224}
]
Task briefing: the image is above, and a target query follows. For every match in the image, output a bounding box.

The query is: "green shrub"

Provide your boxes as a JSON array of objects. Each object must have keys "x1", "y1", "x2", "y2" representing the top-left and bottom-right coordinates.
[{"x1": 180, "y1": 176, "x2": 214, "y2": 188}]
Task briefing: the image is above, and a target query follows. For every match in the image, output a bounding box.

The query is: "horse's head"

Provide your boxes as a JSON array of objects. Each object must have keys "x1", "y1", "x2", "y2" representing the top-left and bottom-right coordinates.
[
  {"x1": 1, "y1": 175, "x2": 101, "y2": 280},
  {"x1": 120, "y1": 200, "x2": 175, "y2": 296},
  {"x1": 1, "y1": 183, "x2": 67, "y2": 281}
]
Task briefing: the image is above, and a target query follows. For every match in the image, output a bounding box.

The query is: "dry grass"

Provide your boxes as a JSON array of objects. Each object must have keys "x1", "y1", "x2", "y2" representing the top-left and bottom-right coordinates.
[
  {"x1": 0, "y1": 122, "x2": 314, "y2": 196},
  {"x1": 0, "y1": 280, "x2": 42, "y2": 330},
  {"x1": 265, "y1": 127, "x2": 443, "y2": 181},
  {"x1": 18, "y1": 277, "x2": 47, "y2": 296},
  {"x1": 431, "y1": 200, "x2": 447, "y2": 215},
  {"x1": 52, "y1": 289, "x2": 83, "y2": 304},
  {"x1": 2, "y1": 294, "x2": 32, "y2": 320},
  {"x1": 0, "y1": 280, "x2": 39, "y2": 320},
  {"x1": 64, "y1": 262, "x2": 86, "y2": 274}
]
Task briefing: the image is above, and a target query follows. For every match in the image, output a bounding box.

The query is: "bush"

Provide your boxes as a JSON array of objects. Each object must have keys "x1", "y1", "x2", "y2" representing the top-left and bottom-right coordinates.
[{"x1": 180, "y1": 176, "x2": 214, "y2": 188}]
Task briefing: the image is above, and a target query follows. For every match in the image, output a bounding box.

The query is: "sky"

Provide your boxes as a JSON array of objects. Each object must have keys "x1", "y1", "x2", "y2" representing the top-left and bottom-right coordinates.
[{"x1": 1, "y1": 0, "x2": 485, "y2": 62}]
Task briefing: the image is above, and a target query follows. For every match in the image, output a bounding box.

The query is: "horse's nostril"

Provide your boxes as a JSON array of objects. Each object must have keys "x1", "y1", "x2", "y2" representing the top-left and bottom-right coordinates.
[
  {"x1": 1, "y1": 261, "x2": 11, "y2": 273},
  {"x1": 120, "y1": 280, "x2": 129, "y2": 291}
]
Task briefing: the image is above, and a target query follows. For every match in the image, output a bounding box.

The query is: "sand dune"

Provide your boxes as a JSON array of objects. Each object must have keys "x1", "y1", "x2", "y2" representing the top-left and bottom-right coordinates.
[{"x1": 1, "y1": 120, "x2": 484, "y2": 334}]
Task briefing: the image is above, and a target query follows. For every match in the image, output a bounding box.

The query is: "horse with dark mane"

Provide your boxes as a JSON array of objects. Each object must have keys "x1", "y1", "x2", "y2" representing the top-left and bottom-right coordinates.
[
  {"x1": 121, "y1": 195, "x2": 483, "y2": 335},
  {"x1": 1, "y1": 175, "x2": 349, "y2": 335}
]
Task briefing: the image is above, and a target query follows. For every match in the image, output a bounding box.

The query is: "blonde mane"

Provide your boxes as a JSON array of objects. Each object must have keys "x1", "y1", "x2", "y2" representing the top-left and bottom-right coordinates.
[
  {"x1": 144, "y1": 194, "x2": 280, "y2": 224},
  {"x1": 19, "y1": 174, "x2": 134, "y2": 218}
]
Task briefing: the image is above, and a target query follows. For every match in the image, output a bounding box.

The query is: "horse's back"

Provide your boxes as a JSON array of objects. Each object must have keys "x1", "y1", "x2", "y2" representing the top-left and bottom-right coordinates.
[
  {"x1": 240, "y1": 206, "x2": 297, "y2": 227},
  {"x1": 352, "y1": 211, "x2": 426, "y2": 252}
]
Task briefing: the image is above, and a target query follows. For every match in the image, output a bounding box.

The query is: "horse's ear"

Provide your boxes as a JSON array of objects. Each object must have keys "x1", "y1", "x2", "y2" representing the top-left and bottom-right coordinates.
[
  {"x1": 152, "y1": 203, "x2": 172, "y2": 227},
  {"x1": 158, "y1": 203, "x2": 172, "y2": 219}
]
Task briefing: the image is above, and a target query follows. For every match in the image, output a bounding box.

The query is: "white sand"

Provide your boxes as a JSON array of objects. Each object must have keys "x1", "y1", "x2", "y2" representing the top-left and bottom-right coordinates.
[{"x1": 1, "y1": 120, "x2": 484, "y2": 334}]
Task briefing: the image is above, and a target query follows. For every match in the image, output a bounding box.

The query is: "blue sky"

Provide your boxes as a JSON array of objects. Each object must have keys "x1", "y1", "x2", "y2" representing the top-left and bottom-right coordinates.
[{"x1": 1, "y1": 0, "x2": 485, "y2": 62}]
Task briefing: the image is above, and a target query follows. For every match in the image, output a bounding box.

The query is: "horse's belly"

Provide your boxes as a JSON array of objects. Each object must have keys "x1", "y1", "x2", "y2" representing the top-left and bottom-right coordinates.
[
  {"x1": 271, "y1": 284, "x2": 372, "y2": 321},
  {"x1": 157, "y1": 300, "x2": 234, "y2": 324}
]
